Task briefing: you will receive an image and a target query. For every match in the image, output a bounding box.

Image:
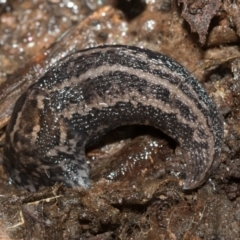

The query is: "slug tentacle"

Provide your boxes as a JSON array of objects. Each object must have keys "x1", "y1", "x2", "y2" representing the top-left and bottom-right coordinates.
[{"x1": 3, "y1": 45, "x2": 223, "y2": 192}]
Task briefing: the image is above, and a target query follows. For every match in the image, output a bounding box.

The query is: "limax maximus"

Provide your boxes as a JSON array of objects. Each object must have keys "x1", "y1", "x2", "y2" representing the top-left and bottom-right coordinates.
[{"x1": 3, "y1": 45, "x2": 223, "y2": 192}]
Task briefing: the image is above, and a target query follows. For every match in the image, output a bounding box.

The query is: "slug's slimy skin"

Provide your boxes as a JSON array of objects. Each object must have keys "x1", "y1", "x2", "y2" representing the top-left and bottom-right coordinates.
[{"x1": 3, "y1": 45, "x2": 223, "y2": 192}]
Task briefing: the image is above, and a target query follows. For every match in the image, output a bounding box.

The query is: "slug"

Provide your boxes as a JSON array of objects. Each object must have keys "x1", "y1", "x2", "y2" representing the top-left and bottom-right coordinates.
[{"x1": 3, "y1": 45, "x2": 223, "y2": 192}]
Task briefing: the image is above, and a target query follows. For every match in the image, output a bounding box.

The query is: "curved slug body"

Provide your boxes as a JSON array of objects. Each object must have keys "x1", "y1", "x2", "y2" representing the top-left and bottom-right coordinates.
[{"x1": 3, "y1": 45, "x2": 223, "y2": 192}]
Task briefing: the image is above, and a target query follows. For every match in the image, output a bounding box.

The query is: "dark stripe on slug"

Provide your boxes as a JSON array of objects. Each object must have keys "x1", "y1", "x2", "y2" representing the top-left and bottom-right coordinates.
[
  {"x1": 49, "y1": 72, "x2": 173, "y2": 112},
  {"x1": 41, "y1": 48, "x2": 182, "y2": 89},
  {"x1": 3, "y1": 45, "x2": 224, "y2": 192},
  {"x1": 174, "y1": 99, "x2": 198, "y2": 122},
  {"x1": 69, "y1": 102, "x2": 195, "y2": 140}
]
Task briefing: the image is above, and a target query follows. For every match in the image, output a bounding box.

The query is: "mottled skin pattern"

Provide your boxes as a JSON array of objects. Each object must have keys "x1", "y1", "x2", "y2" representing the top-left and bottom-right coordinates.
[{"x1": 3, "y1": 45, "x2": 223, "y2": 192}]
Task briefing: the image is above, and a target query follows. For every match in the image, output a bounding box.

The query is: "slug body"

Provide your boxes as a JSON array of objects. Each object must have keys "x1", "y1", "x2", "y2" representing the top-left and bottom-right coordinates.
[{"x1": 3, "y1": 45, "x2": 223, "y2": 192}]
